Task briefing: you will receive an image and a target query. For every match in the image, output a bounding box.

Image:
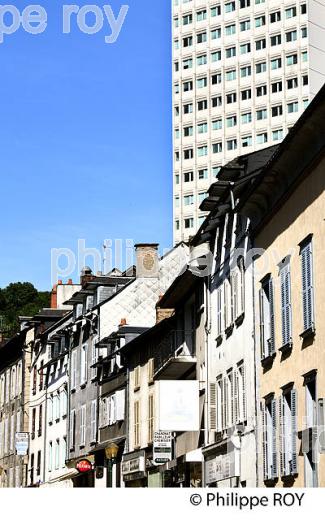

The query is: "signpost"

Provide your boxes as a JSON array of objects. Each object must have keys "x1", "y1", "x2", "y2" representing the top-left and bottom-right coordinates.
[
  {"x1": 153, "y1": 431, "x2": 173, "y2": 465},
  {"x1": 15, "y1": 433, "x2": 29, "y2": 456}
]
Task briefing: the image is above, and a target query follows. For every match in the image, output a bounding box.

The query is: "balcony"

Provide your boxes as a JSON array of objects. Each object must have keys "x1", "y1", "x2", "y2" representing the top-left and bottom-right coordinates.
[{"x1": 154, "y1": 330, "x2": 196, "y2": 380}]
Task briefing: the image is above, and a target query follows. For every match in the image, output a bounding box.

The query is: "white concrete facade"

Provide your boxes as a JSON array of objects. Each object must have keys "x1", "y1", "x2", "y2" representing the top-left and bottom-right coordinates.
[{"x1": 172, "y1": 0, "x2": 325, "y2": 243}]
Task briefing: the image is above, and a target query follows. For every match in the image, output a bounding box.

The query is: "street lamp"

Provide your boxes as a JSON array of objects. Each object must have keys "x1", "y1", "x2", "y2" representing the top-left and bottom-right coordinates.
[{"x1": 105, "y1": 443, "x2": 119, "y2": 488}]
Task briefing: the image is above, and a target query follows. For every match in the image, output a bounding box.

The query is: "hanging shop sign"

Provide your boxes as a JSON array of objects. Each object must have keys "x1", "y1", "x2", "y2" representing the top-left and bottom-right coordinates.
[
  {"x1": 15, "y1": 432, "x2": 29, "y2": 456},
  {"x1": 153, "y1": 431, "x2": 172, "y2": 465},
  {"x1": 76, "y1": 459, "x2": 93, "y2": 473}
]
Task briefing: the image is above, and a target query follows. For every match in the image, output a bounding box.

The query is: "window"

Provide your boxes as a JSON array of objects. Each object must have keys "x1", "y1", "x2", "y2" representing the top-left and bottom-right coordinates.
[
  {"x1": 225, "y1": 69, "x2": 236, "y2": 81},
  {"x1": 256, "y1": 108, "x2": 267, "y2": 120},
  {"x1": 240, "y1": 65, "x2": 251, "y2": 77},
  {"x1": 302, "y1": 27, "x2": 308, "y2": 38},
  {"x1": 211, "y1": 73, "x2": 222, "y2": 84},
  {"x1": 184, "y1": 148, "x2": 194, "y2": 160},
  {"x1": 300, "y1": 238, "x2": 314, "y2": 333},
  {"x1": 226, "y1": 92, "x2": 237, "y2": 104},
  {"x1": 32, "y1": 408, "x2": 36, "y2": 439},
  {"x1": 212, "y1": 142, "x2": 222, "y2": 153},
  {"x1": 62, "y1": 437, "x2": 67, "y2": 468},
  {"x1": 71, "y1": 349, "x2": 77, "y2": 390},
  {"x1": 272, "y1": 129, "x2": 283, "y2": 141},
  {"x1": 262, "y1": 398, "x2": 277, "y2": 481},
  {"x1": 271, "y1": 58, "x2": 282, "y2": 70},
  {"x1": 198, "y1": 168, "x2": 208, "y2": 180},
  {"x1": 37, "y1": 450, "x2": 41, "y2": 477},
  {"x1": 184, "y1": 103, "x2": 193, "y2": 114},
  {"x1": 256, "y1": 62, "x2": 266, "y2": 74},
  {"x1": 285, "y1": 7, "x2": 296, "y2": 18},
  {"x1": 255, "y1": 16, "x2": 265, "y2": 27},
  {"x1": 197, "y1": 32, "x2": 207, "y2": 44},
  {"x1": 224, "y1": 278, "x2": 232, "y2": 330},
  {"x1": 184, "y1": 171, "x2": 194, "y2": 182},
  {"x1": 280, "y1": 389, "x2": 298, "y2": 477},
  {"x1": 303, "y1": 75, "x2": 308, "y2": 86},
  {"x1": 80, "y1": 405, "x2": 86, "y2": 447},
  {"x1": 90, "y1": 400, "x2": 97, "y2": 443},
  {"x1": 301, "y1": 4, "x2": 307, "y2": 14},
  {"x1": 148, "y1": 394, "x2": 154, "y2": 444},
  {"x1": 280, "y1": 260, "x2": 292, "y2": 347},
  {"x1": 134, "y1": 401, "x2": 140, "y2": 447},
  {"x1": 257, "y1": 132, "x2": 268, "y2": 144},
  {"x1": 239, "y1": 0, "x2": 250, "y2": 7},
  {"x1": 231, "y1": 262, "x2": 244, "y2": 320},
  {"x1": 183, "y1": 80, "x2": 193, "y2": 92},
  {"x1": 270, "y1": 34, "x2": 281, "y2": 46},
  {"x1": 198, "y1": 122, "x2": 208, "y2": 134},
  {"x1": 272, "y1": 81, "x2": 282, "y2": 93},
  {"x1": 227, "y1": 139, "x2": 237, "y2": 151},
  {"x1": 48, "y1": 442, "x2": 53, "y2": 472},
  {"x1": 272, "y1": 105, "x2": 283, "y2": 117},
  {"x1": 212, "y1": 119, "x2": 222, "y2": 130},
  {"x1": 182, "y1": 13, "x2": 192, "y2": 25},
  {"x1": 38, "y1": 404, "x2": 43, "y2": 436},
  {"x1": 226, "y1": 115, "x2": 237, "y2": 127},
  {"x1": 225, "y1": 24, "x2": 236, "y2": 36},
  {"x1": 225, "y1": 2, "x2": 235, "y2": 12},
  {"x1": 288, "y1": 101, "x2": 298, "y2": 113},
  {"x1": 61, "y1": 389, "x2": 68, "y2": 418},
  {"x1": 242, "y1": 135, "x2": 252, "y2": 147},
  {"x1": 197, "y1": 77, "x2": 207, "y2": 89},
  {"x1": 211, "y1": 5, "x2": 221, "y2": 17},
  {"x1": 80, "y1": 344, "x2": 87, "y2": 386},
  {"x1": 197, "y1": 100, "x2": 207, "y2": 112},
  {"x1": 286, "y1": 30, "x2": 297, "y2": 42},
  {"x1": 175, "y1": 220, "x2": 179, "y2": 231},
  {"x1": 32, "y1": 366, "x2": 37, "y2": 395},
  {"x1": 256, "y1": 85, "x2": 267, "y2": 97},
  {"x1": 256, "y1": 38, "x2": 266, "y2": 50},
  {"x1": 259, "y1": 277, "x2": 275, "y2": 360},
  {"x1": 226, "y1": 46, "x2": 236, "y2": 58},
  {"x1": 216, "y1": 285, "x2": 223, "y2": 336},
  {"x1": 197, "y1": 146, "x2": 208, "y2": 157},
  {"x1": 287, "y1": 77, "x2": 298, "y2": 89},
  {"x1": 134, "y1": 366, "x2": 140, "y2": 389},
  {"x1": 211, "y1": 50, "x2": 221, "y2": 62},
  {"x1": 270, "y1": 11, "x2": 281, "y2": 23},
  {"x1": 183, "y1": 36, "x2": 192, "y2": 48},
  {"x1": 286, "y1": 54, "x2": 297, "y2": 66},
  {"x1": 211, "y1": 28, "x2": 221, "y2": 40},
  {"x1": 183, "y1": 58, "x2": 193, "y2": 70},
  {"x1": 241, "y1": 112, "x2": 252, "y2": 124},
  {"x1": 240, "y1": 19, "x2": 250, "y2": 31},
  {"x1": 212, "y1": 166, "x2": 221, "y2": 177},
  {"x1": 55, "y1": 440, "x2": 60, "y2": 470},
  {"x1": 304, "y1": 374, "x2": 317, "y2": 487},
  {"x1": 184, "y1": 217, "x2": 194, "y2": 229},
  {"x1": 212, "y1": 96, "x2": 222, "y2": 107},
  {"x1": 196, "y1": 55, "x2": 206, "y2": 66},
  {"x1": 236, "y1": 363, "x2": 247, "y2": 423},
  {"x1": 240, "y1": 42, "x2": 251, "y2": 54},
  {"x1": 70, "y1": 409, "x2": 76, "y2": 450},
  {"x1": 184, "y1": 194, "x2": 194, "y2": 205},
  {"x1": 184, "y1": 126, "x2": 193, "y2": 137}
]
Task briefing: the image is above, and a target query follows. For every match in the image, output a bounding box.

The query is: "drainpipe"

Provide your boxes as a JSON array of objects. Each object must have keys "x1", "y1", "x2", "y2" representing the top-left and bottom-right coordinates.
[
  {"x1": 203, "y1": 269, "x2": 212, "y2": 486},
  {"x1": 250, "y1": 235, "x2": 259, "y2": 487}
]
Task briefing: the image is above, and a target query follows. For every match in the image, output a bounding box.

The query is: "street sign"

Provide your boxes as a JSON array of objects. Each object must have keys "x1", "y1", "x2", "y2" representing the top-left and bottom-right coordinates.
[
  {"x1": 153, "y1": 431, "x2": 172, "y2": 466},
  {"x1": 15, "y1": 432, "x2": 29, "y2": 456}
]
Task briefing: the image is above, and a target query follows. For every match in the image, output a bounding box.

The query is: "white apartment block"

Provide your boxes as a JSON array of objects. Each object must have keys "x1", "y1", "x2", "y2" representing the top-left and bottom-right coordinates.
[{"x1": 172, "y1": 0, "x2": 325, "y2": 243}]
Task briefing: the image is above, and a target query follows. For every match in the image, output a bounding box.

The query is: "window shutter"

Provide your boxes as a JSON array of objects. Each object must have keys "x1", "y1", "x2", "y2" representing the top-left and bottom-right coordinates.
[
  {"x1": 69, "y1": 410, "x2": 75, "y2": 449},
  {"x1": 290, "y1": 389, "x2": 298, "y2": 474},
  {"x1": 234, "y1": 370, "x2": 239, "y2": 424},
  {"x1": 281, "y1": 264, "x2": 292, "y2": 346},
  {"x1": 259, "y1": 288, "x2": 265, "y2": 359},
  {"x1": 301, "y1": 242, "x2": 314, "y2": 332},
  {"x1": 116, "y1": 390, "x2": 126, "y2": 421},
  {"x1": 268, "y1": 278, "x2": 275, "y2": 355},
  {"x1": 285, "y1": 268, "x2": 292, "y2": 343},
  {"x1": 242, "y1": 365, "x2": 247, "y2": 421},
  {"x1": 279, "y1": 396, "x2": 285, "y2": 477},
  {"x1": 209, "y1": 382, "x2": 217, "y2": 430},
  {"x1": 262, "y1": 402, "x2": 268, "y2": 481},
  {"x1": 90, "y1": 400, "x2": 97, "y2": 442},
  {"x1": 217, "y1": 286, "x2": 222, "y2": 335},
  {"x1": 271, "y1": 399, "x2": 278, "y2": 478},
  {"x1": 223, "y1": 377, "x2": 228, "y2": 428}
]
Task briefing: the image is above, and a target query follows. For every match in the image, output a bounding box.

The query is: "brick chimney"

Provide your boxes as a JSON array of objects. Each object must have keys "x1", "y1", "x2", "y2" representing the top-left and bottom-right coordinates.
[
  {"x1": 80, "y1": 266, "x2": 95, "y2": 286},
  {"x1": 51, "y1": 280, "x2": 63, "y2": 309},
  {"x1": 135, "y1": 244, "x2": 159, "y2": 278}
]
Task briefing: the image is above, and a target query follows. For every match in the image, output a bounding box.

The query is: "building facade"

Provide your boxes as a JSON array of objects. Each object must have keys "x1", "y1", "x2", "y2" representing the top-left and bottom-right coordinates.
[{"x1": 172, "y1": 0, "x2": 325, "y2": 242}]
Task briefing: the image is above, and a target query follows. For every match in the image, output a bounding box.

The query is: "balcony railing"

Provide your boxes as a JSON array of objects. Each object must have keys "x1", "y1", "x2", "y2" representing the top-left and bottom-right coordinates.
[{"x1": 154, "y1": 330, "x2": 196, "y2": 380}]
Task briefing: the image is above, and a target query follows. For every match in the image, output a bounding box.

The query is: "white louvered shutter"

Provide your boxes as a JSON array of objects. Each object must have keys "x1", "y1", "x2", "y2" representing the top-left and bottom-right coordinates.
[
  {"x1": 209, "y1": 382, "x2": 217, "y2": 431},
  {"x1": 259, "y1": 288, "x2": 265, "y2": 359},
  {"x1": 291, "y1": 389, "x2": 298, "y2": 475},
  {"x1": 262, "y1": 402, "x2": 268, "y2": 481},
  {"x1": 271, "y1": 399, "x2": 278, "y2": 479},
  {"x1": 301, "y1": 241, "x2": 314, "y2": 332},
  {"x1": 268, "y1": 278, "x2": 275, "y2": 355},
  {"x1": 279, "y1": 396, "x2": 285, "y2": 476}
]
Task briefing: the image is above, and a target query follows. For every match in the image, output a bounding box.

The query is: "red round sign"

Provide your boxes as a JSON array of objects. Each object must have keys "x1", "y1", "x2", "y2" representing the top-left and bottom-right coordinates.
[{"x1": 76, "y1": 459, "x2": 92, "y2": 473}]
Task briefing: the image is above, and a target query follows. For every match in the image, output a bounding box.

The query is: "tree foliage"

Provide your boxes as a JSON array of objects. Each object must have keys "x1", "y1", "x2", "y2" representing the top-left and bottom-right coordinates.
[{"x1": 0, "y1": 282, "x2": 50, "y2": 334}]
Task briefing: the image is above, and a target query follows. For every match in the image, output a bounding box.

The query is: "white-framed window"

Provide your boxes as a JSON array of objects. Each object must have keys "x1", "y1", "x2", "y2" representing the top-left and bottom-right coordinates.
[
  {"x1": 54, "y1": 393, "x2": 60, "y2": 422},
  {"x1": 48, "y1": 395, "x2": 53, "y2": 424},
  {"x1": 80, "y1": 405, "x2": 86, "y2": 446},
  {"x1": 134, "y1": 400, "x2": 140, "y2": 447},
  {"x1": 48, "y1": 441, "x2": 53, "y2": 472},
  {"x1": 80, "y1": 344, "x2": 88, "y2": 386},
  {"x1": 236, "y1": 363, "x2": 247, "y2": 423},
  {"x1": 61, "y1": 389, "x2": 68, "y2": 418},
  {"x1": 216, "y1": 285, "x2": 223, "y2": 337},
  {"x1": 134, "y1": 366, "x2": 140, "y2": 389},
  {"x1": 62, "y1": 437, "x2": 67, "y2": 468},
  {"x1": 55, "y1": 439, "x2": 60, "y2": 470},
  {"x1": 224, "y1": 278, "x2": 232, "y2": 329},
  {"x1": 148, "y1": 394, "x2": 154, "y2": 444}
]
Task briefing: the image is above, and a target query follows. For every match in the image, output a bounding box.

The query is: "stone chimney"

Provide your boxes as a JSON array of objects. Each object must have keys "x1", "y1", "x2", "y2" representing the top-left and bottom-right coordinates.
[
  {"x1": 80, "y1": 266, "x2": 95, "y2": 286},
  {"x1": 135, "y1": 244, "x2": 159, "y2": 278}
]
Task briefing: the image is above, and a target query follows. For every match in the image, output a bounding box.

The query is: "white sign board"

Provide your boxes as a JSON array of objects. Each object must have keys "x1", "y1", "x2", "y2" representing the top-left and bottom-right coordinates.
[
  {"x1": 153, "y1": 431, "x2": 172, "y2": 465},
  {"x1": 15, "y1": 432, "x2": 29, "y2": 456},
  {"x1": 157, "y1": 381, "x2": 200, "y2": 432}
]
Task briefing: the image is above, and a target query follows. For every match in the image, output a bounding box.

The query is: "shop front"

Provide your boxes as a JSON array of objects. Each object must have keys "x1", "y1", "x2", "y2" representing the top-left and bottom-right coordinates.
[
  {"x1": 203, "y1": 439, "x2": 240, "y2": 487},
  {"x1": 122, "y1": 450, "x2": 147, "y2": 487}
]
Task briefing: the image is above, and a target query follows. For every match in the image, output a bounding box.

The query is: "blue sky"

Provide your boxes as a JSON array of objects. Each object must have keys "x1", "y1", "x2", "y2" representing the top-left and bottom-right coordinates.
[{"x1": 0, "y1": 1, "x2": 173, "y2": 290}]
